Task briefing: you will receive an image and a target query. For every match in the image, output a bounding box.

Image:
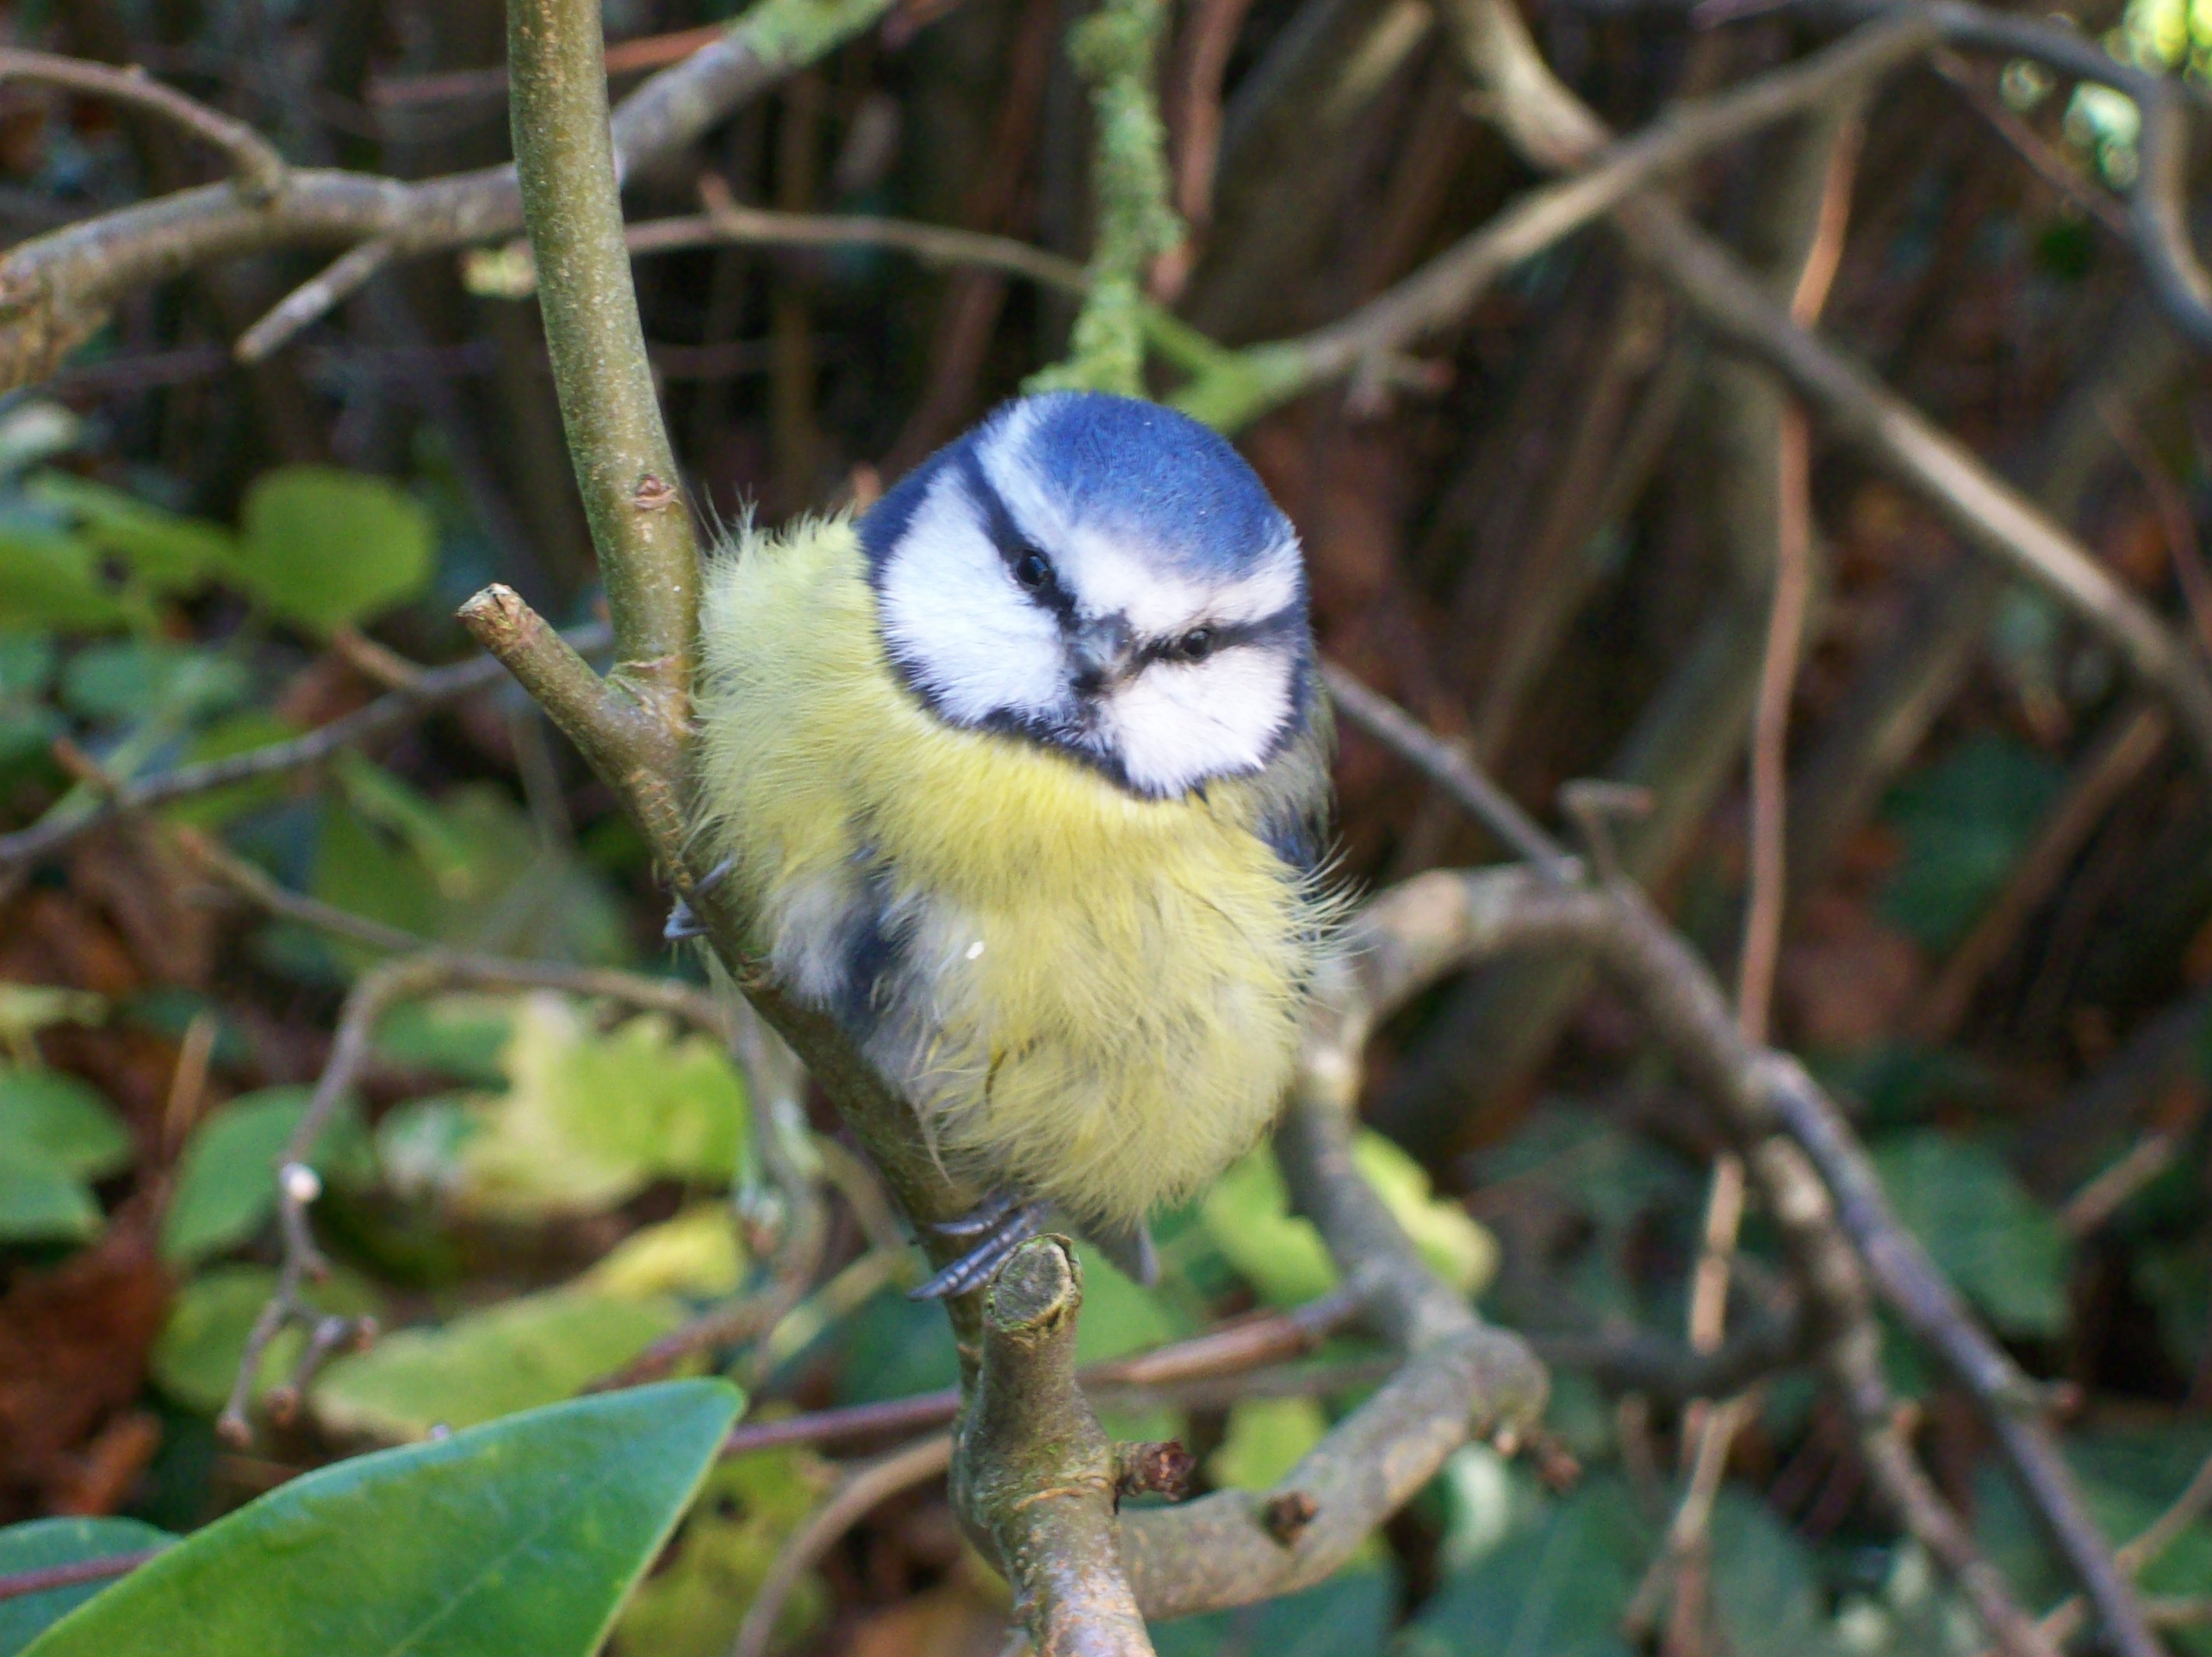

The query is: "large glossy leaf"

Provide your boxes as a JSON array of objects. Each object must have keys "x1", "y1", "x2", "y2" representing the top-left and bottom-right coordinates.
[
  {"x1": 22, "y1": 1380, "x2": 742, "y2": 1657},
  {"x1": 235, "y1": 467, "x2": 433, "y2": 634},
  {"x1": 1874, "y1": 1130, "x2": 2068, "y2": 1337},
  {"x1": 0, "y1": 1519, "x2": 175, "y2": 1656},
  {"x1": 606, "y1": 1451, "x2": 836, "y2": 1657}
]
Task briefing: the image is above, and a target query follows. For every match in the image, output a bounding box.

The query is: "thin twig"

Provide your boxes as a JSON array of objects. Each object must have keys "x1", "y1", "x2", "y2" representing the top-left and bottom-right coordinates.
[
  {"x1": 729, "y1": 1434, "x2": 955, "y2": 1657},
  {"x1": 217, "y1": 947, "x2": 729, "y2": 1444},
  {"x1": 627, "y1": 190, "x2": 1088, "y2": 294},
  {"x1": 0, "y1": 0, "x2": 898, "y2": 391},
  {"x1": 1320, "y1": 662, "x2": 1578, "y2": 880},
  {"x1": 0, "y1": 1549, "x2": 167, "y2": 1604},
  {"x1": 1323, "y1": 664, "x2": 2081, "y2": 1657},
  {"x1": 0, "y1": 49, "x2": 285, "y2": 200},
  {"x1": 2021, "y1": 1447, "x2": 2212, "y2": 1652},
  {"x1": 719, "y1": 1287, "x2": 1369, "y2": 1456},
  {"x1": 235, "y1": 238, "x2": 395, "y2": 361},
  {"x1": 1170, "y1": 12, "x2": 1938, "y2": 431},
  {"x1": 0, "y1": 623, "x2": 611, "y2": 874}
]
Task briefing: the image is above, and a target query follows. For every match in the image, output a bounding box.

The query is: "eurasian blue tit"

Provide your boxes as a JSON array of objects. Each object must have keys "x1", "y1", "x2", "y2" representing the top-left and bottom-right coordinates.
[{"x1": 691, "y1": 391, "x2": 1334, "y2": 1296}]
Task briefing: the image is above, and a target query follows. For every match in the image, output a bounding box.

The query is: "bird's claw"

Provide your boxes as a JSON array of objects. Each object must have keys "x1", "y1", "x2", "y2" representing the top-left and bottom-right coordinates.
[
  {"x1": 909, "y1": 1194, "x2": 1046, "y2": 1299},
  {"x1": 663, "y1": 859, "x2": 736, "y2": 941}
]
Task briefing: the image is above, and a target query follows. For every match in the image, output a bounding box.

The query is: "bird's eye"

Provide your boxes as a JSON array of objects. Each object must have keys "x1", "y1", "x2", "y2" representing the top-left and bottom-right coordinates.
[
  {"x1": 1175, "y1": 627, "x2": 1216, "y2": 662},
  {"x1": 1013, "y1": 549, "x2": 1052, "y2": 590}
]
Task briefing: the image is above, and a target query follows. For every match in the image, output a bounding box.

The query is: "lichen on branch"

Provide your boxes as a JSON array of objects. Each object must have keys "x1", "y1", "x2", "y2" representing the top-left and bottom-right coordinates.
[{"x1": 1028, "y1": 0, "x2": 1184, "y2": 397}]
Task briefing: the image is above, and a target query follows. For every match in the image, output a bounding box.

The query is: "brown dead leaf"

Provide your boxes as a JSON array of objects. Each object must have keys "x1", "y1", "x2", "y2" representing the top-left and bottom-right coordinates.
[
  {"x1": 1779, "y1": 891, "x2": 1925, "y2": 1051},
  {"x1": 68, "y1": 826, "x2": 215, "y2": 989},
  {"x1": 0, "y1": 1214, "x2": 171, "y2": 1520}
]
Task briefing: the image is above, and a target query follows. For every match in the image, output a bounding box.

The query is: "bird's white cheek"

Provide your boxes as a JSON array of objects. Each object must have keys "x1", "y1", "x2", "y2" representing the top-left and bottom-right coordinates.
[
  {"x1": 1104, "y1": 651, "x2": 1294, "y2": 797},
  {"x1": 876, "y1": 483, "x2": 1066, "y2": 725}
]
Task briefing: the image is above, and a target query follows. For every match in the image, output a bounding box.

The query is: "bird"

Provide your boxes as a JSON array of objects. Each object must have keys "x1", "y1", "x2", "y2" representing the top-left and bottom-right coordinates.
[{"x1": 689, "y1": 390, "x2": 1335, "y2": 1298}]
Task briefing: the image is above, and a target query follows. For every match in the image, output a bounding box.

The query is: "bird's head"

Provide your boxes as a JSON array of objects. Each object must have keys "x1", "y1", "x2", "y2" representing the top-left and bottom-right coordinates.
[{"x1": 861, "y1": 391, "x2": 1312, "y2": 800}]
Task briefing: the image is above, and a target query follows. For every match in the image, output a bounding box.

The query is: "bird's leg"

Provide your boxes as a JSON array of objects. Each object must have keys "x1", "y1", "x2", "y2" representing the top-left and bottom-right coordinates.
[
  {"x1": 662, "y1": 857, "x2": 736, "y2": 942},
  {"x1": 909, "y1": 1193, "x2": 1047, "y2": 1299}
]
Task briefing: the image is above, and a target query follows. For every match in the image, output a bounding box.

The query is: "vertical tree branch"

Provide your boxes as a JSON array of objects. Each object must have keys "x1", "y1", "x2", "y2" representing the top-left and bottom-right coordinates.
[
  {"x1": 507, "y1": 0, "x2": 698, "y2": 719},
  {"x1": 956, "y1": 1238, "x2": 1155, "y2": 1655},
  {"x1": 1029, "y1": 0, "x2": 1184, "y2": 395}
]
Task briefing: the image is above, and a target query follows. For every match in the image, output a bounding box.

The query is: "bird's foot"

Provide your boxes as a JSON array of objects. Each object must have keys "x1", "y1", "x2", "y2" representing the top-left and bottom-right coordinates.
[
  {"x1": 663, "y1": 858, "x2": 736, "y2": 942},
  {"x1": 909, "y1": 1192, "x2": 1048, "y2": 1300}
]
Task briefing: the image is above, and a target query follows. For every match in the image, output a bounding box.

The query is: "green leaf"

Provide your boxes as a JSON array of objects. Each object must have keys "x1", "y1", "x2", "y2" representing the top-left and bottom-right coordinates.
[
  {"x1": 0, "y1": 1145, "x2": 100, "y2": 1244},
  {"x1": 159, "y1": 1088, "x2": 367, "y2": 1266},
  {"x1": 0, "y1": 521, "x2": 136, "y2": 631},
  {"x1": 0, "y1": 632, "x2": 54, "y2": 700},
  {"x1": 159, "y1": 713, "x2": 304, "y2": 829},
  {"x1": 1153, "y1": 1565, "x2": 1396, "y2": 1657},
  {"x1": 27, "y1": 474, "x2": 239, "y2": 594},
  {"x1": 22, "y1": 1381, "x2": 742, "y2": 1657},
  {"x1": 0, "y1": 1070, "x2": 131, "y2": 1179},
  {"x1": 1880, "y1": 735, "x2": 2065, "y2": 952},
  {"x1": 577, "y1": 1207, "x2": 747, "y2": 1301},
  {"x1": 1201, "y1": 1131, "x2": 1496, "y2": 1306},
  {"x1": 313, "y1": 773, "x2": 630, "y2": 967},
  {"x1": 1207, "y1": 1395, "x2": 1328, "y2": 1492},
  {"x1": 371, "y1": 995, "x2": 516, "y2": 1087},
  {"x1": 1402, "y1": 1478, "x2": 1648, "y2": 1657},
  {"x1": 1709, "y1": 1491, "x2": 1836, "y2": 1657},
  {"x1": 151, "y1": 1265, "x2": 382, "y2": 1415},
  {"x1": 310, "y1": 1290, "x2": 689, "y2": 1442},
  {"x1": 450, "y1": 997, "x2": 746, "y2": 1219},
  {"x1": 0, "y1": 1519, "x2": 174, "y2": 1657},
  {"x1": 236, "y1": 467, "x2": 433, "y2": 634},
  {"x1": 606, "y1": 1452, "x2": 835, "y2": 1657},
  {"x1": 1873, "y1": 1130, "x2": 2069, "y2": 1337},
  {"x1": 59, "y1": 641, "x2": 248, "y2": 727}
]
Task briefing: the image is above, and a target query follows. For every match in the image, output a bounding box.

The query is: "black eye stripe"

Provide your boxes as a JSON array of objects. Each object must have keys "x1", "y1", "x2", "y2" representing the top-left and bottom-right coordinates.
[
  {"x1": 1132, "y1": 604, "x2": 1303, "y2": 666},
  {"x1": 955, "y1": 448, "x2": 1080, "y2": 622}
]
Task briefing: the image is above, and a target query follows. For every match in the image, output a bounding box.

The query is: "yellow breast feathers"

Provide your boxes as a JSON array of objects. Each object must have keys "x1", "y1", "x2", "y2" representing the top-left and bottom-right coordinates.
[{"x1": 691, "y1": 516, "x2": 1323, "y2": 1228}]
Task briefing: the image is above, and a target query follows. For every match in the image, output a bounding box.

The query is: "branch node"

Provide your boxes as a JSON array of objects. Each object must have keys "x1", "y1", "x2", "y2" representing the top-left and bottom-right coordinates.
[
  {"x1": 631, "y1": 473, "x2": 680, "y2": 510},
  {"x1": 1114, "y1": 1441, "x2": 1196, "y2": 1503},
  {"x1": 1260, "y1": 1490, "x2": 1319, "y2": 1546}
]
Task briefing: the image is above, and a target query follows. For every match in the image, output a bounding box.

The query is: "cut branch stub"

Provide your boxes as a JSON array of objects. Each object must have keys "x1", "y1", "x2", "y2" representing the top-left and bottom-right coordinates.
[{"x1": 955, "y1": 1237, "x2": 1155, "y2": 1656}]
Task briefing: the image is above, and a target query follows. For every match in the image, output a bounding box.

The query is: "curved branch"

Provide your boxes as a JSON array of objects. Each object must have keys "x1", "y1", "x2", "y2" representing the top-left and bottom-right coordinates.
[
  {"x1": 0, "y1": 0, "x2": 898, "y2": 391},
  {"x1": 0, "y1": 49, "x2": 286, "y2": 200},
  {"x1": 1119, "y1": 882, "x2": 1553, "y2": 1619}
]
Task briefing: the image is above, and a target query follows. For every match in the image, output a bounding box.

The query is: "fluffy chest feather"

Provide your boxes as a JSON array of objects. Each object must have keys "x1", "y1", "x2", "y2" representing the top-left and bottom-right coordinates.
[{"x1": 693, "y1": 518, "x2": 1328, "y2": 1225}]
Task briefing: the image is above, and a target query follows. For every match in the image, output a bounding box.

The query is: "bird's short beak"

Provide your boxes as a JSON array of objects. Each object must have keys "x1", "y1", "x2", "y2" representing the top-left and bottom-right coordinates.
[{"x1": 1069, "y1": 614, "x2": 1136, "y2": 691}]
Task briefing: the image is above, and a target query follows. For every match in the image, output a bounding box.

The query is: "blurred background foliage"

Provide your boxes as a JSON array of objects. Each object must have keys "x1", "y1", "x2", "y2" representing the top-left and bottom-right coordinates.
[{"x1": 2, "y1": 0, "x2": 2212, "y2": 1650}]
